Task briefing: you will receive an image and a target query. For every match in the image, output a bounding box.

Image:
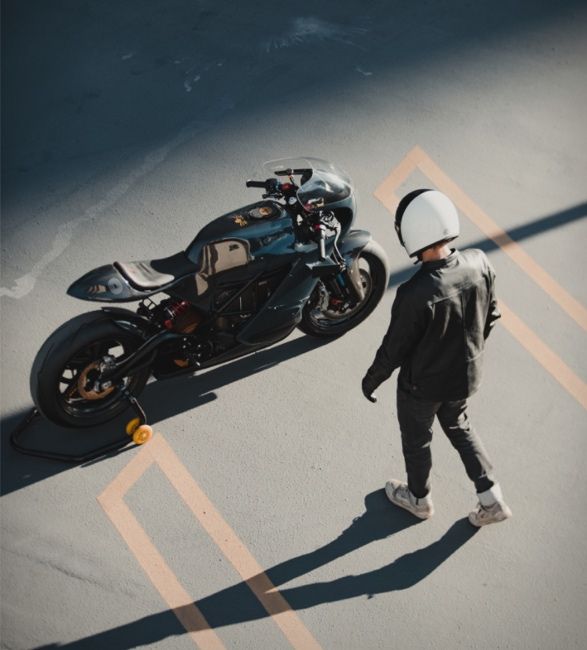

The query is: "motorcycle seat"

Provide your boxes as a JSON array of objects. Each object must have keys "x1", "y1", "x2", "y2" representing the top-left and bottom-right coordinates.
[{"x1": 115, "y1": 252, "x2": 198, "y2": 290}]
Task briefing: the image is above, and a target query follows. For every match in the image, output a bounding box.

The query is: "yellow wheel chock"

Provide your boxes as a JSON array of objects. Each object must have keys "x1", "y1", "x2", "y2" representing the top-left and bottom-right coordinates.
[
  {"x1": 10, "y1": 391, "x2": 154, "y2": 463},
  {"x1": 132, "y1": 424, "x2": 153, "y2": 445},
  {"x1": 126, "y1": 417, "x2": 142, "y2": 436}
]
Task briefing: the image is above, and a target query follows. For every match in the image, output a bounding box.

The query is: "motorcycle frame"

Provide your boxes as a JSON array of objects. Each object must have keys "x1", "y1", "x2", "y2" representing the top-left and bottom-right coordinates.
[
  {"x1": 99, "y1": 230, "x2": 375, "y2": 386},
  {"x1": 66, "y1": 185, "x2": 378, "y2": 387}
]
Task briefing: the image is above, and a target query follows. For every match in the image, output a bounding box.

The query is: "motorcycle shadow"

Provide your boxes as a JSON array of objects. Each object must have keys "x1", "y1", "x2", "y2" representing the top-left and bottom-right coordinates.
[
  {"x1": 1, "y1": 333, "x2": 330, "y2": 495},
  {"x1": 142, "y1": 331, "x2": 330, "y2": 424}
]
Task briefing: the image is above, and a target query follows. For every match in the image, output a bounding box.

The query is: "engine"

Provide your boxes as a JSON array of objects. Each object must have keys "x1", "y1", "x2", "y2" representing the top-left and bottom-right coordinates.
[
  {"x1": 212, "y1": 270, "x2": 285, "y2": 332},
  {"x1": 137, "y1": 267, "x2": 287, "y2": 372}
]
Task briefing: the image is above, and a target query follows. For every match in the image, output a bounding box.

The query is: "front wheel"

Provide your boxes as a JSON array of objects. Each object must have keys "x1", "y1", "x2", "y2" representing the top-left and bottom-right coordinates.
[
  {"x1": 298, "y1": 246, "x2": 388, "y2": 338},
  {"x1": 31, "y1": 311, "x2": 151, "y2": 428}
]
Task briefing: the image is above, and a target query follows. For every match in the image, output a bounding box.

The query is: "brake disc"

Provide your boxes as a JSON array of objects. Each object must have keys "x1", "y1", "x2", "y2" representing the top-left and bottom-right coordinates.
[{"x1": 77, "y1": 361, "x2": 116, "y2": 400}]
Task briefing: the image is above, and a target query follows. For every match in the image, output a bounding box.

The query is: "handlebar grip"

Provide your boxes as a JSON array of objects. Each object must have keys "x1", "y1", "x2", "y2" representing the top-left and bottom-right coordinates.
[{"x1": 246, "y1": 180, "x2": 267, "y2": 188}]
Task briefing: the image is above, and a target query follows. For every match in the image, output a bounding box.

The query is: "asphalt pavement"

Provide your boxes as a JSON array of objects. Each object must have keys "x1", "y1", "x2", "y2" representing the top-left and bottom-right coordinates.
[{"x1": 2, "y1": 1, "x2": 587, "y2": 649}]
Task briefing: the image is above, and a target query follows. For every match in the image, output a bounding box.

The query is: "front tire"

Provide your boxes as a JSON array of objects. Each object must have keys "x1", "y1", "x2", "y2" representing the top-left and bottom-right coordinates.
[
  {"x1": 298, "y1": 247, "x2": 388, "y2": 338},
  {"x1": 31, "y1": 311, "x2": 150, "y2": 428}
]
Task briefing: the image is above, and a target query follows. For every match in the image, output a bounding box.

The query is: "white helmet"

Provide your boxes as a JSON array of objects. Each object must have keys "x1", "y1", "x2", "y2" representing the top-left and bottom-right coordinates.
[{"x1": 395, "y1": 189, "x2": 459, "y2": 257}]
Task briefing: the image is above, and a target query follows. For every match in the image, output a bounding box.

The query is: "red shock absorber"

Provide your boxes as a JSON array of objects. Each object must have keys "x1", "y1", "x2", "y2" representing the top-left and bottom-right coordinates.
[{"x1": 163, "y1": 300, "x2": 190, "y2": 330}]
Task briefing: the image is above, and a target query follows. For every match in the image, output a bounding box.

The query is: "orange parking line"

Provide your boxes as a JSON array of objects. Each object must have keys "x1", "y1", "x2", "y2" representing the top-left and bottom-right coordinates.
[
  {"x1": 99, "y1": 439, "x2": 153, "y2": 501},
  {"x1": 98, "y1": 450, "x2": 225, "y2": 650},
  {"x1": 374, "y1": 147, "x2": 587, "y2": 411},
  {"x1": 413, "y1": 146, "x2": 587, "y2": 332},
  {"x1": 498, "y1": 301, "x2": 587, "y2": 410},
  {"x1": 100, "y1": 494, "x2": 226, "y2": 650},
  {"x1": 375, "y1": 146, "x2": 587, "y2": 331},
  {"x1": 152, "y1": 435, "x2": 323, "y2": 650},
  {"x1": 98, "y1": 436, "x2": 323, "y2": 650},
  {"x1": 373, "y1": 147, "x2": 420, "y2": 204}
]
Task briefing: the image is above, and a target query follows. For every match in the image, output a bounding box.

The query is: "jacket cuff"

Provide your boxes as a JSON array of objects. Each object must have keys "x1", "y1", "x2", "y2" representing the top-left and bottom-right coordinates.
[{"x1": 362, "y1": 372, "x2": 379, "y2": 394}]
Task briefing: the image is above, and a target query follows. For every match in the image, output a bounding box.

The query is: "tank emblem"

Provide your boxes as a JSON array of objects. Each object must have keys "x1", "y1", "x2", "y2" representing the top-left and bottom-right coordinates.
[
  {"x1": 234, "y1": 215, "x2": 248, "y2": 228},
  {"x1": 249, "y1": 206, "x2": 275, "y2": 219}
]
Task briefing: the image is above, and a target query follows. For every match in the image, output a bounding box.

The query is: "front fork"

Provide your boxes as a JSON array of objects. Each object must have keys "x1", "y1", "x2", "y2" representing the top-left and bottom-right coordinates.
[
  {"x1": 338, "y1": 251, "x2": 366, "y2": 302},
  {"x1": 311, "y1": 223, "x2": 365, "y2": 305},
  {"x1": 323, "y1": 262, "x2": 364, "y2": 305}
]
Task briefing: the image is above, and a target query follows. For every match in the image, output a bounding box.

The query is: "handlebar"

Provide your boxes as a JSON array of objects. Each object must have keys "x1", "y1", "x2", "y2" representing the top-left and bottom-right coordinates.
[{"x1": 246, "y1": 180, "x2": 267, "y2": 188}]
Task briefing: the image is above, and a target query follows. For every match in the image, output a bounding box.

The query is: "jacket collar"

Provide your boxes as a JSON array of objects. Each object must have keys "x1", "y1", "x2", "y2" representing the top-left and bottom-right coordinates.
[{"x1": 421, "y1": 248, "x2": 458, "y2": 271}]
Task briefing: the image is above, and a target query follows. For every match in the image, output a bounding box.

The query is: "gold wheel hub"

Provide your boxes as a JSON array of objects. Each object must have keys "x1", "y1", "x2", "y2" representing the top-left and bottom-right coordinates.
[{"x1": 77, "y1": 361, "x2": 115, "y2": 400}]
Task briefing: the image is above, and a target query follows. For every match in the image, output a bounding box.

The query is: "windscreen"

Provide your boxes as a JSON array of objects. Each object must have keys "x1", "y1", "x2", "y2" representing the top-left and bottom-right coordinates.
[{"x1": 262, "y1": 157, "x2": 352, "y2": 210}]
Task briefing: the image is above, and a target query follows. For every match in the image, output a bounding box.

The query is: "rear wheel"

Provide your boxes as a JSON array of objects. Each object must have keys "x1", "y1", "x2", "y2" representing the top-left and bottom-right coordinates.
[
  {"x1": 298, "y1": 249, "x2": 388, "y2": 338},
  {"x1": 31, "y1": 311, "x2": 150, "y2": 428}
]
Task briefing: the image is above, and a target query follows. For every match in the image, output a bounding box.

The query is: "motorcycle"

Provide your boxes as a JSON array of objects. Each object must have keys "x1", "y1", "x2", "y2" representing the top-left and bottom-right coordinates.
[{"x1": 31, "y1": 157, "x2": 390, "y2": 428}]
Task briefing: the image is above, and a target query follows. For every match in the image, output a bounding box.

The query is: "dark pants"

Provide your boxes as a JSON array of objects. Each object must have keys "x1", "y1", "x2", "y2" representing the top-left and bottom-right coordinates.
[{"x1": 396, "y1": 388, "x2": 494, "y2": 498}]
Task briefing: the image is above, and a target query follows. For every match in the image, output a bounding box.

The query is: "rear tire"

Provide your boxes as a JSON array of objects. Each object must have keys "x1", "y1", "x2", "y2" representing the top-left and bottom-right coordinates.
[
  {"x1": 298, "y1": 248, "x2": 388, "y2": 338},
  {"x1": 31, "y1": 311, "x2": 150, "y2": 428}
]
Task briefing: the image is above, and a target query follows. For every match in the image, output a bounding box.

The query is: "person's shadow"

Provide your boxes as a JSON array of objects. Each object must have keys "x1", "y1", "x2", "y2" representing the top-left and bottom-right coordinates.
[
  {"x1": 192, "y1": 490, "x2": 477, "y2": 628},
  {"x1": 33, "y1": 490, "x2": 478, "y2": 649}
]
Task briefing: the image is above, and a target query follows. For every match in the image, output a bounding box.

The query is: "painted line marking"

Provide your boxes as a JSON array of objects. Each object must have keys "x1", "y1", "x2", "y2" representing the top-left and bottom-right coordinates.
[
  {"x1": 498, "y1": 301, "x2": 587, "y2": 410},
  {"x1": 98, "y1": 434, "x2": 322, "y2": 650},
  {"x1": 105, "y1": 499, "x2": 224, "y2": 649},
  {"x1": 375, "y1": 145, "x2": 587, "y2": 332},
  {"x1": 375, "y1": 147, "x2": 587, "y2": 411},
  {"x1": 98, "y1": 448, "x2": 225, "y2": 650}
]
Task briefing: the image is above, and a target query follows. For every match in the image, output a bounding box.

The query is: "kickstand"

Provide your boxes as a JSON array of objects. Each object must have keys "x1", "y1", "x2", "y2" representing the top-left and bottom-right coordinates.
[{"x1": 10, "y1": 392, "x2": 152, "y2": 463}]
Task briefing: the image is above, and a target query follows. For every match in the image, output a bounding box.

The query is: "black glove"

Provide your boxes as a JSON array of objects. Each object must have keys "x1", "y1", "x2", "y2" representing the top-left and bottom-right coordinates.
[{"x1": 361, "y1": 375, "x2": 378, "y2": 403}]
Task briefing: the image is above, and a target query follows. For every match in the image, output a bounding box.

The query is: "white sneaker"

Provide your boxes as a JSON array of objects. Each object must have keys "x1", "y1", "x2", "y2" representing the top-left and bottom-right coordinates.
[
  {"x1": 468, "y1": 484, "x2": 512, "y2": 527},
  {"x1": 385, "y1": 479, "x2": 434, "y2": 519}
]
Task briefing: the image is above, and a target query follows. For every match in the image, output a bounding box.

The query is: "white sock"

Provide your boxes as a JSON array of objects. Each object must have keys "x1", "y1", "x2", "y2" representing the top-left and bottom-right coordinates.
[{"x1": 478, "y1": 483, "x2": 503, "y2": 507}]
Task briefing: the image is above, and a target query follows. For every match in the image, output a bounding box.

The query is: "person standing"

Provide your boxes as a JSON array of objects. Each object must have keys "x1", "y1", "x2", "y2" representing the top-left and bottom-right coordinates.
[{"x1": 362, "y1": 189, "x2": 512, "y2": 527}]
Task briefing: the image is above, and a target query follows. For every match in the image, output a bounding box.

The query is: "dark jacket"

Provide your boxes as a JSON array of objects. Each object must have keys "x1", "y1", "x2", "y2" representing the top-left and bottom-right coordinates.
[{"x1": 364, "y1": 248, "x2": 501, "y2": 401}]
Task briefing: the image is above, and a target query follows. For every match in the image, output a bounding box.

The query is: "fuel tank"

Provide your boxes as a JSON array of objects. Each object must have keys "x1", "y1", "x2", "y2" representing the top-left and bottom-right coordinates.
[{"x1": 185, "y1": 200, "x2": 297, "y2": 264}]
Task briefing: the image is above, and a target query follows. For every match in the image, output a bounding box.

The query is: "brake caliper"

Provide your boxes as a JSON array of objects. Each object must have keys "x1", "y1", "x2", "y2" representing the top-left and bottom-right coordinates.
[{"x1": 77, "y1": 355, "x2": 116, "y2": 400}]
